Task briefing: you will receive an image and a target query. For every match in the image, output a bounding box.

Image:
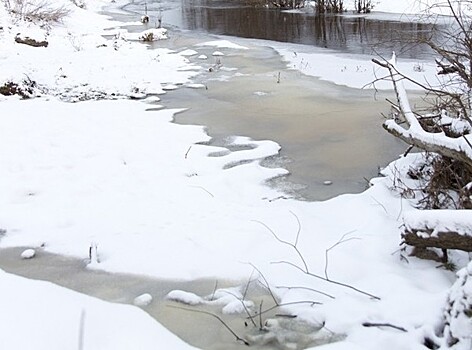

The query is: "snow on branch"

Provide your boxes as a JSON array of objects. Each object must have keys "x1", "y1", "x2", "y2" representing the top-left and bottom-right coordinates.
[{"x1": 372, "y1": 55, "x2": 472, "y2": 172}]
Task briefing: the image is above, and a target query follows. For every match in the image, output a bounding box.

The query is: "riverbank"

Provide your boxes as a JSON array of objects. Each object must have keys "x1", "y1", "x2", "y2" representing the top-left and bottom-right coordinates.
[{"x1": 0, "y1": 1, "x2": 465, "y2": 349}]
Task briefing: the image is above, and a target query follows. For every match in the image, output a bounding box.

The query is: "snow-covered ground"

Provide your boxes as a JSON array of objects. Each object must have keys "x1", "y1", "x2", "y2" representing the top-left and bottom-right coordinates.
[{"x1": 0, "y1": 0, "x2": 470, "y2": 349}]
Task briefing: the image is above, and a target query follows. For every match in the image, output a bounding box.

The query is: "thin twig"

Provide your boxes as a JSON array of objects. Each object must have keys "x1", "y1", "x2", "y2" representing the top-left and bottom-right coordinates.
[
  {"x1": 220, "y1": 290, "x2": 257, "y2": 328},
  {"x1": 290, "y1": 210, "x2": 302, "y2": 247},
  {"x1": 248, "y1": 263, "x2": 279, "y2": 306},
  {"x1": 258, "y1": 300, "x2": 263, "y2": 330},
  {"x1": 272, "y1": 261, "x2": 381, "y2": 300},
  {"x1": 167, "y1": 305, "x2": 250, "y2": 346},
  {"x1": 189, "y1": 185, "x2": 214, "y2": 197},
  {"x1": 249, "y1": 300, "x2": 322, "y2": 319},
  {"x1": 370, "y1": 196, "x2": 388, "y2": 215},
  {"x1": 252, "y1": 220, "x2": 309, "y2": 273},
  {"x1": 185, "y1": 145, "x2": 192, "y2": 159},
  {"x1": 403, "y1": 145, "x2": 415, "y2": 157},
  {"x1": 210, "y1": 280, "x2": 218, "y2": 301},
  {"x1": 324, "y1": 231, "x2": 359, "y2": 280},
  {"x1": 463, "y1": 135, "x2": 472, "y2": 150},
  {"x1": 275, "y1": 285, "x2": 335, "y2": 299},
  {"x1": 256, "y1": 219, "x2": 380, "y2": 300},
  {"x1": 362, "y1": 322, "x2": 407, "y2": 332}
]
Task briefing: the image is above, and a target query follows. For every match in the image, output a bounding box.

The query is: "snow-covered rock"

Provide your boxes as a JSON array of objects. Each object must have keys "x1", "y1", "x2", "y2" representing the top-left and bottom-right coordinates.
[
  {"x1": 20, "y1": 249, "x2": 36, "y2": 259},
  {"x1": 166, "y1": 290, "x2": 204, "y2": 305},
  {"x1": 134, "y1": 293, "x2": 153, "y2": 306}
]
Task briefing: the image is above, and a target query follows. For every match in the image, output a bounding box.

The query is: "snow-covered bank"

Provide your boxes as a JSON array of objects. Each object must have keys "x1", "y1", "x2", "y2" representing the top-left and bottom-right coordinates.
[
  {"x1": 0, "y1": 0, "x2": 199, "y2": 100},
  {"x1": 0, "y1": 0, "x2": 470, "y2": 349},
  {"x1": 274, "y1": 44, "x2": 438, "y2": 90},
  {"x1": 0, "y1": 269, "x2": 197, "y2": 350}
]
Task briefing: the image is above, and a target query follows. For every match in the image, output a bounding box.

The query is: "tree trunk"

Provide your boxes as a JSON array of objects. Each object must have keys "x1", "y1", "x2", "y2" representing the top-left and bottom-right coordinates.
[{"x1": 402, "y1": 229, "x2": 472, "y2": 252}]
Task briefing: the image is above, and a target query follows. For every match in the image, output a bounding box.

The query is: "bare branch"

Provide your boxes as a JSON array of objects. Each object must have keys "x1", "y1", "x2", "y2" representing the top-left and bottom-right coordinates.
[
  {"x1": 271, "y1": 261, "x2": 381, "y2": 300},
  {"x1": 275, "y1": 285, "x2": 335, "y2": 299},
  {"x1": 247, "y1": 263, "x2": 279, "y2": 306},
  {"x1": 252, "y1": 220, "x2": 309, "y2": 273},
  {"x1": 324, "y1": 231, "x2": 359, "y2": 280},
  {"x1": 167, "y1": 305, "x2": 250, "y2": 346}
]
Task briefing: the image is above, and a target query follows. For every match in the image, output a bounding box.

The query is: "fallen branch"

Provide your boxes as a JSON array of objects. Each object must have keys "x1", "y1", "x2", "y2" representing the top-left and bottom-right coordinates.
[
  {"x1": 255, "y1": 216, "x2": 380, "y2": 300},
  {"x1": 272, "y1": 260, "x2": 381, "y2": 300},
  {"x1": 167, "y1": 305, "x2": 250, "y2": 346}
]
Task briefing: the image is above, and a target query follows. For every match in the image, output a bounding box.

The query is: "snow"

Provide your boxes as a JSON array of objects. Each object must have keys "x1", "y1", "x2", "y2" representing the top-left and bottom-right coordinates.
[
  {"x1": 20, "y1": 248, "x2": 36, "y2": 259},
  {"x1": 0, "y1": 270, "x2": 196, "y2": 350},
  {"x1": 134, "y1": 293, "x2": 153, "y2": 306},
  {"x1": 167, "y1": 290, "x2": 204, "y2": 306},
  {"x1": 441, "y1": 261, "x2": 472, "y2": 349},
  {"x1": 197, "y1": 39, "x2": 249, "y2": 50},
  {"x1": 273, "y1": 45, "x2": 439, "y2": 90},
  {"x1": 166, "y1": 287, "x2": 254, "y2": 314},
  {"x1": 403, "y1": 210, "x2": 472, "y2": 237},
  {"x1": 0, "y1": 0, "x2": 470, "y2": 349}
]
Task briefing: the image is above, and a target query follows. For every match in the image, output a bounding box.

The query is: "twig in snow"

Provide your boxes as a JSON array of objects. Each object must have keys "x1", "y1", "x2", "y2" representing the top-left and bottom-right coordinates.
[
  {"x1": 275, "y1": 285, "x2": 335, "y2": 299},
  {"x1": 271, "y1": 260, "x2": 380, "y2": 300},
  {"x1": 259, "y1": 300, "x2": 263, "y2": 330},
  {"x1": 324, "y1": 231, "x2": 359, "y2": 280},
  {"x1": 255, "y1": 217, "x2": 380, "y2": 300},
  {"x1": 253, "y1": 218, "x2": 309, "y2": 273},
  {"x1": 370, "y1": 196, "x2": 388, "y2": 215},
  {"x1": 242, "y1": 269, "x2": 256, "y2": 300},
  {"x1": 210, "y1": 280, "x2": 218, "y2": 301},
  {"x1": 220, "y1": 290, "x2": 257, "y2": 328},
  {"x1": 167, "y1": 305, "x2": 250, "y2": 346},
  {"x1": 247, "y1": 263, "x2": 279, "y2": 306},
  {"x1": 189, "y1": 185, "x2": 214, "y2": 197},
  {"x1": 249, "y1": 300, "x2": 322, "y2": 320},
  {"x1": 185, "y1": 146, "x2": 192, "y2": 159},
  {"x1": 362, "y1": 322, "x2": 407, "y2": 332}
]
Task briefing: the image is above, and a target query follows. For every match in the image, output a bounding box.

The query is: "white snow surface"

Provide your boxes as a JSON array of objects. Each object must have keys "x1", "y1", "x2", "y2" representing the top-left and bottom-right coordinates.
[
  {"x1": 0, "y1": 0, "x2": 471, "y2": 349},
  {"x1": 0, "y1": 270, "x2": 196, "y2": 350}
]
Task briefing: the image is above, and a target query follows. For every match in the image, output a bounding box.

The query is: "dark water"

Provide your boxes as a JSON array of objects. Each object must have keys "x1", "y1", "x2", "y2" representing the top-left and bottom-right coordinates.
[{"x1": 121, "y1": 0, "x2": 438, "y2": 59}]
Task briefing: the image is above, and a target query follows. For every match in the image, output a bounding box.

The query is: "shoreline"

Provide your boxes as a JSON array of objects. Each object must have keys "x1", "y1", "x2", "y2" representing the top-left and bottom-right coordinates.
[{"x1": 0, "y1": 1, "x2": 462, "y2": 350}]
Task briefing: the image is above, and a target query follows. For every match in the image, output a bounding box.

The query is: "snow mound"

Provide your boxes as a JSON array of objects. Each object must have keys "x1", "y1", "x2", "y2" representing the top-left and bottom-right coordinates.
[
  {"x1": 20, "y1": 248, "x2": 36, "y2": 259},
  {"x1": 134, "y1": 293, "x2": 153, "y2": 306},
  {"x1": 440, "y1": 261, "x2": 472, "y2": 349},
  {"x1": 166, "y1": 290, "x2": 204, "y2": 305}
]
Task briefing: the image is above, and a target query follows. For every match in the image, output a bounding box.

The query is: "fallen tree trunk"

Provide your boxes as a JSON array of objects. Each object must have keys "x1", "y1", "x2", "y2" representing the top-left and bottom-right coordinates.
[
  {"x1": 402, "y1": 229, "x2": 472, "y2": 252},
  {"x1": 401, "y1": 210, "x2": 472, "y2": 260},
  {"x1": 15, "y1": 35, "x2": 48, "y2": 47}
]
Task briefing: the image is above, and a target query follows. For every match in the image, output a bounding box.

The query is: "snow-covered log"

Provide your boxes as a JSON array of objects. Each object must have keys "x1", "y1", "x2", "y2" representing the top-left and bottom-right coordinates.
[{"x1": 402, "y1": 210, "x2": 472, "y2": 253}]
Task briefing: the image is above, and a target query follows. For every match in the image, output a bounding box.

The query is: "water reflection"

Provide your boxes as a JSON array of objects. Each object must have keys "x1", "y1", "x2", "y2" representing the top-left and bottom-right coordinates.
[
  {"x1": 121, "y1": 0, "x2": 438, "y2": 59},
  {"x1": 176, "y1": 0, "x2": 436, "y2": 58}
]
